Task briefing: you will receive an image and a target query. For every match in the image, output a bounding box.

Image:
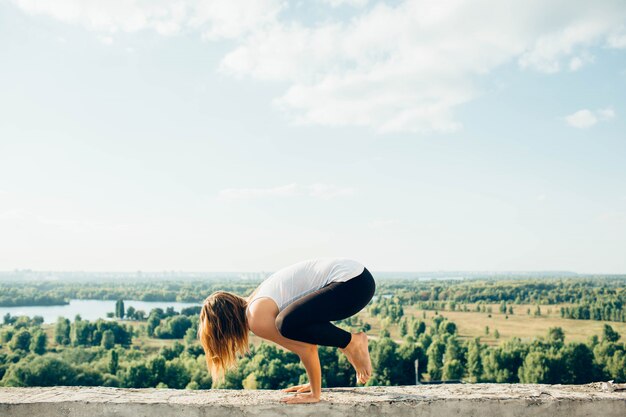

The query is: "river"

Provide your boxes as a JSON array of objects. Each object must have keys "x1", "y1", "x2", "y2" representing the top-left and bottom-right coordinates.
[{"x1": 0, "y1": 299, "x2": 200, "y2": 324}]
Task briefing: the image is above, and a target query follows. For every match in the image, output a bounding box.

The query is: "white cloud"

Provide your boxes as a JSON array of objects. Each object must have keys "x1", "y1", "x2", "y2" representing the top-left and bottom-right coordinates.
[
  {"x1": 307, "y1": 183, "x2": 355, "y2": 199},
  {"x1": 597, "y1": 107, "x2": 616, "y2": 120},
  {"x1": 98, "y1": 35, "x2": 113, "y2": 45},
  {"x1": 11, "y1": 0, "x2": 281, "y2": 38},
  {"x1": 321, "y1": 0, "x2": 369, "y2": 8},
  {"x1": 0, "y1": 209, "x2": 25, "y2": 221},
  {"x1": 221, "y1": 0, "x2": 626, "y2": 133},
  {"x1": 10, "y1": 0, "x2": 626, "y2": 133},
  {"x1": 217, "y1": 183, "x2": 299, "y2": 201},
  {"x1": 568, "y1": 53, "x2": 594, "y2": 71},
  {"x1": 564, "y1": 107, "x2": 615, "y2": 128},
  {"x1": 368, "y1": 219, "x2": 398, "y2": 230},
  {"x1": 607, "y1": 26, "x2": 626, "y2": 48},
  {"x1": 217, "y1": 183, "x2": 355, "y2": 201}
]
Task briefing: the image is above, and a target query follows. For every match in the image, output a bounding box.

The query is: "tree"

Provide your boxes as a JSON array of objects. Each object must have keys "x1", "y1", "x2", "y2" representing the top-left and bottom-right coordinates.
[
  {"x1": 466, "y1": 338, "x2": 483, "y2": 382},
  {"x1": 367, "y1": 337, "x2": 402, "y2": 385},
  {"x1": 184, "y1": 327, "x2": 197, "y2": 346},
  {"x1": 426, "y1": 338, "x2": 445, "y2": 381},
  {"x1": 396, "y1": 342, "x2": 426, "y2": 385},
  {"x1": 2, "y1": 356, "x2": 77, "y2": 387},
  {"x1": 10, "y1": 329, "x2": 31, "y2": 352},
  {"x1": 411, "y1": 320, "x2": 426, "y2": 338},
  {"x1": 561, "y1": 343, "x2": 595, "y2": 384},
  {"x1": 482, "y1": 338, "x2": 527, "y2": 383},
  {"x1": 122, "y1": 362, "x2": 152, "y2": 388},
  {"x1": 72, "y1": 320, "x2": 93, "y2": 346},
  {"x1": 160, "y1": 341, "x2": 185, "y2": 360},
  {"x1": 108, "y1": 349, "x2": 119, "y2": 375},
  {"x1": 1, "y1": 328, "x2": 14, "y2": 344},
  {"x1": 442, "y1": 337, "x2": 464, "y2": 380},
  {"x1": 518, "y1": 351, "x2": 551, "y2": 383},
  {"x1": 602, "y1": 324, "x2": 621, "y2": 343},
  {"x1": 115, "y1": 299, "x2": 125, "y2": 319},
  {"x1": 439, "y1": 320, "x2": 457, "y2": 335},
  {"x1": 54, "y1": 317, "x2": 71, "y2": 345},
  {"x1": 30, "y1": 331, "x2": 47, "y2": 355},
  {"x1": 168, "y1": 315, "x2": 193, "y2": 339},
  {"x1": 149, "y1": 356, "x2": 166, "y2": 385},
  {"x1": 494, "y1": 329, "x2": 500, "y2": 339},
  {"x1": 147, "y1": 310, "x2": 162, "y2": 336},
  {"x1": 101, "y1": 329, "x2": 115, "y2": 350},
  {"x1": 163, "y1": 358, "x2": 191, "y2": 389},
  {"x1": 318, "y1": 346, "x2": 354, "y2": 387},
  {"x1": 126, "y1": 306, "x2": 136, "y2": 320},
  {"x1": 399, "y1": 318, "x2": 408, "y2": 337},
  {"x1": 547, "y1": 327, "x2": 565, "y2": 346}
]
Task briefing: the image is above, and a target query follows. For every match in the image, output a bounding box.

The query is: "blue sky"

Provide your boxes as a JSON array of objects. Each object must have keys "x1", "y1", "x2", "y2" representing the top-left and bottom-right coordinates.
[{"x1": 1, "y1": 0, "x2": 625, "y2": 273}]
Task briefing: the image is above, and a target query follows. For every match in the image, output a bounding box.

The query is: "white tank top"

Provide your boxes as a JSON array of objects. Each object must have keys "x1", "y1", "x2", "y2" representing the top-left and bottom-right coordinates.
[{"x1": 248, "y1": 258, "x2": 365, "y2": 312}]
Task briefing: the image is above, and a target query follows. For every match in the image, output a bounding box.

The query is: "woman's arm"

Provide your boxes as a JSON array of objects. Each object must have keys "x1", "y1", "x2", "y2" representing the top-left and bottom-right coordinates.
[{"x1": 247, "y1": 303, "x2": 322, "y2": 402}]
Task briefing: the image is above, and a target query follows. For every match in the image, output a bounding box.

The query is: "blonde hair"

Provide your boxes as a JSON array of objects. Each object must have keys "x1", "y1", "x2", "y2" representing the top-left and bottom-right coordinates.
[{"x1": 198, "y1": 291, "x2": 249, "y2": 380}]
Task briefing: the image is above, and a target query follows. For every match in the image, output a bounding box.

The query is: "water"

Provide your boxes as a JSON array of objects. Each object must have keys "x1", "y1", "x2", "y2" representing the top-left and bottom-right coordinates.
[{"x1": 0, "y1": 299, "x2": 200, "y2": 323}]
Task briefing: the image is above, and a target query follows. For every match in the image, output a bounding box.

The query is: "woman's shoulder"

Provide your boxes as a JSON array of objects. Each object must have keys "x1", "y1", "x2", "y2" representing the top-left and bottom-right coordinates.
[{"x1": 246, "y1": 297, "x2": 279, "y2": 336}]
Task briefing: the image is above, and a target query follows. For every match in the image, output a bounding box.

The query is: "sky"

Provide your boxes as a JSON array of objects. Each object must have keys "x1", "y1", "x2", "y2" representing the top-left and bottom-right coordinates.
[{"x1": 1, "y1": 0, "x2": 625, "y2": 273}]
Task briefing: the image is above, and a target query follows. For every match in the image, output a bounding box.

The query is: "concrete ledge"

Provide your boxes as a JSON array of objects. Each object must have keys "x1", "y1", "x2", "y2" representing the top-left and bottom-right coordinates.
[{"x1": 1, "y1": 385, "x2": 625, "y2": 417}]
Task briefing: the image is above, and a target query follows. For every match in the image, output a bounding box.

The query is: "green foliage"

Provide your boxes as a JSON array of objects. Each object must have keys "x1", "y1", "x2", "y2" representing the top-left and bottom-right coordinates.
[
  {"x1": 68, "y1": 319, "x2": 132, "y2": 347},
  {"x1": 154, "y1": 315, "x2": 193, "y2": 339},
  {"x1": 603, "y1": 324, "x2": 621, "y2": 343},
  {"x1": 547, "y1": 327, "x2": 565, "y2": 345},
  {"x1": 3, "y1": 356, "x2": 77, "y2": 387},
  {"x1": 368, "y1": 337, "x2": 403, "y2": 385},
  {"x1": 101, "y1": 330, "x2": 115, "y2": 350},
  {"x1": 54, "y1": 318, "x2": 71, "y2": 346},
  {"x1": 115, "y1": 299, "x2": 125, "y2": 319},
  {"x1": 108, "y1": 349, "x2": 119, "y2": 374},
  {"x1": 30, "y1": 332, "x2": 47, "y2": 355},
  {"x1": 442, "y1": 337, "x2": 464, "y2": 380},
  {"x1": 2, "y1": 276, "x2": 626, "y2": 389},
  {"x1": 9, "y1": 329, "x2": 31, "y2": 352},
  {"x1": 466, "y1": 338, "x2": 483, "y2": 382},
  {"x1": 426, "y1": 338, "x2": 445, "y2": 381},
  {"x1": 482, "y1": 338, "x2": 528, "y2": 383}
]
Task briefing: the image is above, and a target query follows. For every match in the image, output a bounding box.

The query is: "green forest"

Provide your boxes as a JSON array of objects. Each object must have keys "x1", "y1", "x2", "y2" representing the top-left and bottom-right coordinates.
[
  {"x1": 2, "y1": 276, "x2": 624, "y2": 322},
  {"x1": 1, "y1": 276, "x2": 625, "y2": 389}
]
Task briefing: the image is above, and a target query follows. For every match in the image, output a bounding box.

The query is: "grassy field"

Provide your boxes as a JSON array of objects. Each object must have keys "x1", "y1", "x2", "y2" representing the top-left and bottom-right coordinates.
[{"x1": 361, "y1": 303, "x2": 626, "y2": 346}]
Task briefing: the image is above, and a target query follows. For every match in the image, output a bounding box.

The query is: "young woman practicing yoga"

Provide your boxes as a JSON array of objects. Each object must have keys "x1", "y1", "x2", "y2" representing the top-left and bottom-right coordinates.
[{"x1": 198, "y1": 257, "x2": 376, "y2": 404}]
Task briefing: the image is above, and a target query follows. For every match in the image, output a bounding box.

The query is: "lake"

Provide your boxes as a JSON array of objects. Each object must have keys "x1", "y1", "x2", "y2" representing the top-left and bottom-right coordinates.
[{"x1": 0, "y1": 299, "x2": 200, "y2": 324}]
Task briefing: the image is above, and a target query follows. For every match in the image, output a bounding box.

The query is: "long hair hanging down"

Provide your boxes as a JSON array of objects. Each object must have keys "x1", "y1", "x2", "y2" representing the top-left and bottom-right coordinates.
[{"x1": 198, "y1": 291, "x2": 249, "y2": 380}]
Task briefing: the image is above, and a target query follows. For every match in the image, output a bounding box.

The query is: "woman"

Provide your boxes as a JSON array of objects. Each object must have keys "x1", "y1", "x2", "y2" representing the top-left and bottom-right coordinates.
[{"x1": 198, "y1": 257, "x2": 376, "y2": 404}]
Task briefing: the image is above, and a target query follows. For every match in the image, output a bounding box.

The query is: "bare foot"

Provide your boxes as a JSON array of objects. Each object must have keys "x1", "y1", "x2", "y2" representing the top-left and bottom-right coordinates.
[{"x1": 339, "y1": 332, "x2": 372, "y2": 384}]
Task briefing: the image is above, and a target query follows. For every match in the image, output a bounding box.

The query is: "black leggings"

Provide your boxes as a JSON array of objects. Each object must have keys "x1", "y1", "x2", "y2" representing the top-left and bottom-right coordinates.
[{"x1": 275, "y1": 268, "x2": 376, "y2": 349}]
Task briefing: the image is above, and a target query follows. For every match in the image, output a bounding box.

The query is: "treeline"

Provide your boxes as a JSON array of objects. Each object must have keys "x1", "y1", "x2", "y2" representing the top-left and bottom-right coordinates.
[
  {"x1": 0, "y1": 287, "x2": 68, "y2": 307},
  {"x1": 384, "y1": 277, "x2": 626, "y2": 305},
  {"x1": 1, "y1": 310, "x2": 625, "y2": 389},
  {"x1": 0, "y1": 281, "x2": 258, "y2": 306},
  {"x1": 561, "y1": 300, "x2": 626, "y2": 323}
]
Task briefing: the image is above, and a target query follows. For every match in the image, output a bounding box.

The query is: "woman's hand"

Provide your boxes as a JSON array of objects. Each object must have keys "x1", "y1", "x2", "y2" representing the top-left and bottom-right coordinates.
[
  {"x1": 280, "y1": 393, "x2": 320, "y2": 404},
  {"x1": 282, "y1": 383, "x2": 311, "y2": 393}
]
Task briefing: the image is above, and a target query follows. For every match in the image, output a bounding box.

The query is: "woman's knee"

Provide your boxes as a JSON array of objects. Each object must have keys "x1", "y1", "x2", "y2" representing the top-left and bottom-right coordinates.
[{"x1": 275, "y1": 313, "x2": 298, "y2": 338}]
